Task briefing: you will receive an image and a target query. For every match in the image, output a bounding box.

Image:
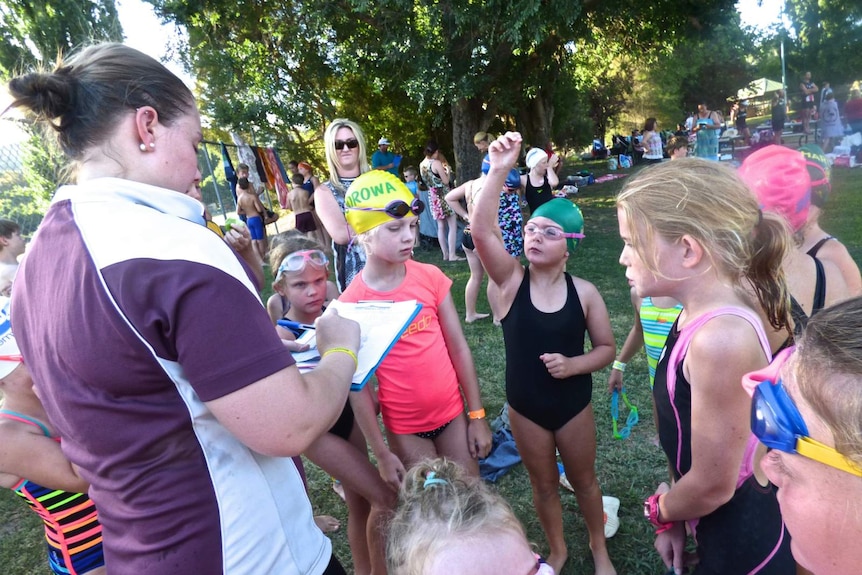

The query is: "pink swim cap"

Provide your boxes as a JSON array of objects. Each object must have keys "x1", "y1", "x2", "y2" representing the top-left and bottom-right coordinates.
[{"x1": 738, "y1": 145, "x2": 811, "y2": 232}]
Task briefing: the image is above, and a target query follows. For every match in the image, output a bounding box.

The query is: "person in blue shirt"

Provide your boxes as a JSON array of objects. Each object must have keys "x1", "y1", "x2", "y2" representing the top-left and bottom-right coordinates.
[{"x1": 371, "y1": 137, "x2": 400, "y2": 176}]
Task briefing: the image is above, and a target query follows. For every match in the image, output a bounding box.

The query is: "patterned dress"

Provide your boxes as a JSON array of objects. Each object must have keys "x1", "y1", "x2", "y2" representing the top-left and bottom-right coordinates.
[
  {"x1": 499, "y1": 188, "x2": 524, "y2": 257},
  {"x1": 325, "y1": 177, "x2": 367, "y2": 292},
  {"x1": 419, "y1": 158, "x2": 454, "y2": 220}
]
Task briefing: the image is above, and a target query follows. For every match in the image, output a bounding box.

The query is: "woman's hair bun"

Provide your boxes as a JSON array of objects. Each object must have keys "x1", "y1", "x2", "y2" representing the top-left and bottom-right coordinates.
[{"x1": 8, "y1": 70, "x2": 74, "y2": 121}]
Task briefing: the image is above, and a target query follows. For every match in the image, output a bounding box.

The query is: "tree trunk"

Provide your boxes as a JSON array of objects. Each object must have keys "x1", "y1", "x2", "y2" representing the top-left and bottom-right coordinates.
[
  {"x1": 451, "y1": 97, "x2": 489, "y2": 184},
  {"x1": 518, "y1": 91, "x2": 554, "y2": 149}
]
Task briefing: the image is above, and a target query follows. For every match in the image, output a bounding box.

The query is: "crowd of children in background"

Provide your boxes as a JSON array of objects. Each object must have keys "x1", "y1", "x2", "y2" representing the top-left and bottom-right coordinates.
[{"x1": 3, "y1": 42, "x2": 862, "y2": 575}]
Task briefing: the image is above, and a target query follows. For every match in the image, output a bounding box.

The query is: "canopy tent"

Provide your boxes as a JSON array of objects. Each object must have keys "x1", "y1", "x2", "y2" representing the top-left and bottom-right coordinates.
[{"x1": 736, "y1": 78, "x2": 784, "y2": 100}]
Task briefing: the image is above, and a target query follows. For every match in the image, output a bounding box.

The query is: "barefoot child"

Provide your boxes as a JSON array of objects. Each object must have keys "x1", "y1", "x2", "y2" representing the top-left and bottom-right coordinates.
[
  {"x1": 270, "y1": 235, "x2": 396, "y2": 575},
  {"x1": 340, "y1": 170, "x2": 493, "y2": 490},
  {"x1": 236, "y1": 176, "x2": 267, "y2": 260},
  {"x1": 286, "y1": 173, "x2": 318, "y2": 237},
  {"x1": 445, "y1": 176, "x2": 491, "y2": 323},
  {"x1": 471, "y1": 132, "x2": 617, "y2": 575},
  {"x1": 617, "y1": 158, "x2": 795, "y2": 574}
]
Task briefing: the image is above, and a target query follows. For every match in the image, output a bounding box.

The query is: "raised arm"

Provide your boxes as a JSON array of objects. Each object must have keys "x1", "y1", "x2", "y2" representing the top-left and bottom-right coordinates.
[
  {"x1": 433, "y1": 159, "x2": 450, "y2": 186},
  {"x1": 472, "y1": 132, "x2": 524, "y2": 290},
  {"x1": 547, "y1": 159, "x2": 559, "y2": 188}
]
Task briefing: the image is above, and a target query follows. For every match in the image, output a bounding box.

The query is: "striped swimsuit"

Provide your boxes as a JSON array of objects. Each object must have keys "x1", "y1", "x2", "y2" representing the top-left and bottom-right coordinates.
[
  {"x1": 0, "y1": 410, "x2": 104, "y2": 575},
  {"x1": 639, "y1": 297, "x2": 683, "y2": 387}
]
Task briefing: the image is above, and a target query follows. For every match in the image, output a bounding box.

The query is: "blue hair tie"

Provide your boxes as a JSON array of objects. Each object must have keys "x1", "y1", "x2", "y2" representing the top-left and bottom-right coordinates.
[{"x1": 423, "y1": 471, "x2": 448, "y2": 490}]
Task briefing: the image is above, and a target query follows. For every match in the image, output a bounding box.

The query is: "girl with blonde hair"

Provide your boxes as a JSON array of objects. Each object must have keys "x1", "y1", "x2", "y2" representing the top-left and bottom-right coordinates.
[
  {"x1": 617, "y1": 158, "x2": 796, "y2": 574},
  {"x1": 386, "y1": 458, "x2": 554, "y2": 575}
]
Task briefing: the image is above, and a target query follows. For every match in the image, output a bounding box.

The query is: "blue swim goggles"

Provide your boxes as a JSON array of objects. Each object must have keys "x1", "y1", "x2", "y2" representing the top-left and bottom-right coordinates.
[{"x1": 746, "y1": 346, "x2": 862, "y2": 477}]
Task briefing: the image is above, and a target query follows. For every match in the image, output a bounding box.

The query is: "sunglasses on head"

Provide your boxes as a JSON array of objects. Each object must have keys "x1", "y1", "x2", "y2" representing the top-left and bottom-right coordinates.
[
  {"x1": 275, "y1": 250, "x2": 328, "y2": 281},
  {"x1": 748, "y1": 347, "x2": 862, "y2": 477},
  {"x1": 524, "y1": 223, "x2": 585, "y2": 241},
  {"x1": 334, "y1": 138, "x2": 360, "y2": 150},
  {"x1": 347, "y1": 198, "x2": 425, "y2": 219}
]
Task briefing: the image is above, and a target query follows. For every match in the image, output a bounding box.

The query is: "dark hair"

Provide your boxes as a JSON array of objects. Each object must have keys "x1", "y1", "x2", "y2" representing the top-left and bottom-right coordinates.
[
  {"x1": 237, "y1": 177, "x2": 250, "y2": 190},
  {"x1": 0, "y1": 220, "x2": 20, "y2": 239},
  {"x1": 644, "y1": 118, "x2": 657, "y2": 132},
  {"x1": 424, "y1": 140, "x2": 439, "y2": 157},
  {"x1": 6, "y1": 43, "x2": 193, "y2": 162},
  {"x1": 291, "y1": 173, "x2": 304, "y2": 185},
  {"x1": 666, "y1": 136, "x2": 688, "y2": 153},
  {"x1": 237, "y1": 163, "x2": 250, "y2": 172}
]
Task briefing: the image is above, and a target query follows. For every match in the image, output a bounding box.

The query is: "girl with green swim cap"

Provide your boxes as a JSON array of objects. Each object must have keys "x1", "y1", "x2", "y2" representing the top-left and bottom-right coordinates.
[{"x1": 470, "y1": 132, "x2": 617, "y2": 575}]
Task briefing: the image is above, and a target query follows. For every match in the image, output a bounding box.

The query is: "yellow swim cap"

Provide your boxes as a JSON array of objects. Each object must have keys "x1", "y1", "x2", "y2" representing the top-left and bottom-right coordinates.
[{"x1": 345, "y1": 171, "x2": 421, "y2": 235}]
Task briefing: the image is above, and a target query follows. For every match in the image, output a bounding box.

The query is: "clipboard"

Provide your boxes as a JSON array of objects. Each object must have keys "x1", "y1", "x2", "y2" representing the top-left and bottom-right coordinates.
[{"x1": 291, "y1": 299, "x2": 423, "y2": 391}]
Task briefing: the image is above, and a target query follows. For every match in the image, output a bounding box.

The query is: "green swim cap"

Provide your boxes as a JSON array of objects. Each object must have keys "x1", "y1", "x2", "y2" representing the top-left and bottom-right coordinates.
[{"x1": 530, "y1": 198, "x2": 585, "y2": 252}]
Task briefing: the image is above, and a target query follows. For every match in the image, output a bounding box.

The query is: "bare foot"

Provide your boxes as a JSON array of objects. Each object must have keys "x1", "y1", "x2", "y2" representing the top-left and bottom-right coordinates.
[
  {"x1": 314, "y1": 515, "x2": 340, "y2": 533},
  {"x1": 546, "y1": 551, "x2": 568, "y2": 575},
  {"x1": 448, "y1": 256, "x2": 466, "y2": 261},
  {"x1": 465, "y1": 313, "x2": 490, "y2": 323},
  {"x1": 493, "y1": 319, "x2": 502, "y2": 327}
]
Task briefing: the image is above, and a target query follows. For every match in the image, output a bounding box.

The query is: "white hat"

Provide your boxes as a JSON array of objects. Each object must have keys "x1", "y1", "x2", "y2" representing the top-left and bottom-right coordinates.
[
  {"x1": 378, "y1": 137, "x2": 391, "y2": 146},
  {"x1": 526, "y1": 147, "x2": 546, "y2": 170},
  {"x1": 0, "y1": 297, "x2": 22, "y2": 380}
]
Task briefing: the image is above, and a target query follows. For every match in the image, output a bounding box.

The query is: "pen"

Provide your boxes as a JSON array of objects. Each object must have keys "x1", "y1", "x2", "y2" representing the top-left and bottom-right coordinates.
[{"x1": 277, "y1": 319, "x2": 316, "y2": 332}]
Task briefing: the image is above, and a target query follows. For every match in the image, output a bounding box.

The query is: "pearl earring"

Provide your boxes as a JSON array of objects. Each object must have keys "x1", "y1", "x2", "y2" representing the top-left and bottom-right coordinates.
[{"x1": 139, "y1": 143, "x2": 147, "y2": 152}]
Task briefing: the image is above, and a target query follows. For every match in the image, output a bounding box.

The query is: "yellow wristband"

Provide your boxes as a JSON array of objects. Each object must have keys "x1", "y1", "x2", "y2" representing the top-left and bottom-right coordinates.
[
  {"x1": 322, "y1": 347, "x2": 358, "y2": 370},
  {"x1": 468, "y1": 408, "x2": 486, "y2": 420}
]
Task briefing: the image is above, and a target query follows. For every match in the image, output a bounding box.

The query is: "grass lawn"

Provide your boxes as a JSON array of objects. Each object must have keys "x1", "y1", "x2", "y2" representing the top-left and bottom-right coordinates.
[{"x1": 2, "y1": 161, "x2": 860, "y2": 574}]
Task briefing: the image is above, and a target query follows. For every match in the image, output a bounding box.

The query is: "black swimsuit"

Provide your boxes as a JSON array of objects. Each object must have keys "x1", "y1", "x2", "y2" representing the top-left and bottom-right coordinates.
[
  {"x1": 806, "y1": 236, "x2": 834, "y2": 257},
  {"x1": 654, "y1": 324, "x2": 795, "y2": 574},
  {"x1": 501, "y1": 269, "x2": 592, "y2": 431},
  {"x1": 789, "y1": 256, "x2": 826, "y2": 336},
  {"x1": 524, "y1": 174, "x2": 553, "y2": 213}
]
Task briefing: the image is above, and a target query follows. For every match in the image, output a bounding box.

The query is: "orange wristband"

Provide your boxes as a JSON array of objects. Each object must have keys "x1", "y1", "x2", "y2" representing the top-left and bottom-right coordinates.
[{"x1": 468, "y1": 408, "x2": 486, "y2": 420}]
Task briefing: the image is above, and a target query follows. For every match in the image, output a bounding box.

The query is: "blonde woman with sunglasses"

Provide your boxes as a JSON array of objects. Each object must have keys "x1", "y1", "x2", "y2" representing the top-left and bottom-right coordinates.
[
  {"x1": 314, "y1": 119, "x2": 371, "y2": 292},
  {"x1": 745, "y1": 296, "x2": 862, "y2": 575}
]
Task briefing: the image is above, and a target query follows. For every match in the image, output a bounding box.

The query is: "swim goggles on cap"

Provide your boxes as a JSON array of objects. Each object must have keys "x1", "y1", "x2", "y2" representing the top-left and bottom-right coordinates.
[
  {"x1": 346, "y1": 198, "x2": 425, "y2": 219},
  {"x1": 749, "y1": 347, "x2": 862, "y2": 477},
  {"x1": 275, "y1": 249, "x2": 328, "y2": 281},
  {"x1": 524, "y1": 223, "x2": 585, "y2": 241},
  {"x1": 0, "y1": 354, "x2": 23, "y2": 363}
]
